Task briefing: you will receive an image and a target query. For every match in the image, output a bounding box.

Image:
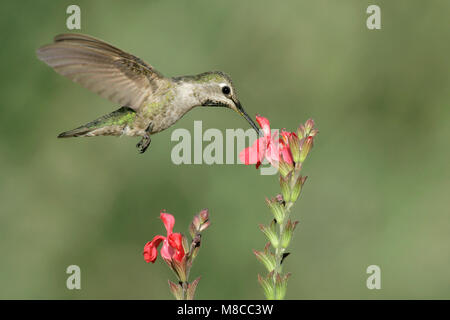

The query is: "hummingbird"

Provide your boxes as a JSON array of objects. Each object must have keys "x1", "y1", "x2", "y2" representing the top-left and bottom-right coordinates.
[{"x1": 36, "y1": 33, "x2": 259, "y2": 153}]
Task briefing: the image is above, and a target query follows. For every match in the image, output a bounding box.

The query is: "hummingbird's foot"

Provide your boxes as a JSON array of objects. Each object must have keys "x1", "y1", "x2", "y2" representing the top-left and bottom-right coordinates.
[
  {"x1": 136, "y1": 136, "x2": 151, "y2": 153},
  {"x1": 136, "y1": 123, "x2": 153, "y2": 154}
]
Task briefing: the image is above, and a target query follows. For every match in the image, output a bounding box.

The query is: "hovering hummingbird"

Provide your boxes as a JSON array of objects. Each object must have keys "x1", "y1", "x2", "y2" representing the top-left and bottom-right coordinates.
[{"x1": 36, "y1": 33, "x2": 259, "y2": 153}]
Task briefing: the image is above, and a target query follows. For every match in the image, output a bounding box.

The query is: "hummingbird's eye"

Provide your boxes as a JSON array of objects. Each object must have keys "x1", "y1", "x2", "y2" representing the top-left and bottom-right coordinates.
[{"x1": 222, "y1": 86, "x2": 231, "y2": 95}]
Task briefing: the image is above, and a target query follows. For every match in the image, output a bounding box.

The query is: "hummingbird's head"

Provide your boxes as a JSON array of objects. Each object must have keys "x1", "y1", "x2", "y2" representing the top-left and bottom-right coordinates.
[{"x1": 195, "y1": 71, "x2": 259, "y2": 133}]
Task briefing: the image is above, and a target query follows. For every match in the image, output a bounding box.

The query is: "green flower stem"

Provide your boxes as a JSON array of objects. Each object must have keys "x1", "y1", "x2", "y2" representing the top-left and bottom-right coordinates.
[
  {"x1": 272, "y1": 201, "x2": 293, "y2": 299},
  {"x1": 255, "y1": 119, "x2": 317, "y2": 300},
  {"x1": 177, "y1": 234, "x2": 200, "y2": 300},
  {"x1": 273, "y1": 226, "x2": 285, "y2": 294},
  {"x1": 182, "y1": 282, "x2": 188, "y2": 300}
]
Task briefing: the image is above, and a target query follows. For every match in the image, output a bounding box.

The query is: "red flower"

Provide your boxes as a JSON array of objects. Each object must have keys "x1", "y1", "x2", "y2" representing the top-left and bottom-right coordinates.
[
  {"x1": 239, "y1": 116, "x2": 294, "y2": 168},
  {"x1": 143, "y1": 212, "x2": 185, "y2": 263},
  {"x1": 280, "y1": 130, "x2": 295, "y2": 164}
]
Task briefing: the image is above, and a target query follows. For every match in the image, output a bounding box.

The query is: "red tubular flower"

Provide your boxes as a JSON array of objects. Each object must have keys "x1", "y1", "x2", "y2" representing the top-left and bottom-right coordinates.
[
  {"x1": 143, "y1": 212, "x2": 185, "y2": 263},
  {"x1": 280, "y1": 130, "x2": 295, "y2": 164},
  {"x1": 239, "y1": 116, "x2": 294, "y2": 168}
]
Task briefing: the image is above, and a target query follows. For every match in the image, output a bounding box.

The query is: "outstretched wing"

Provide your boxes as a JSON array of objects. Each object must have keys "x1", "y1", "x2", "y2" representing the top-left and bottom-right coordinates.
[{"x1": 36, "y1": 33, "x2": 165, "y2": 110}]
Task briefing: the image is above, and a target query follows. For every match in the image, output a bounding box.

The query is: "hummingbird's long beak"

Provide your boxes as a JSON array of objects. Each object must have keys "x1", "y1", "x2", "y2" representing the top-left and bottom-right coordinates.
[{"x1": 233, "y1": 99, "x2": 260, "y2": 134}]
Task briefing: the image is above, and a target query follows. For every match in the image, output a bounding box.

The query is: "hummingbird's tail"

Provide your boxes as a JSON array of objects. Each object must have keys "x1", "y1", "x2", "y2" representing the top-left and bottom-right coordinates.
[{"x1": 58, "y1": 106, "x2": 136, "y2": 138}]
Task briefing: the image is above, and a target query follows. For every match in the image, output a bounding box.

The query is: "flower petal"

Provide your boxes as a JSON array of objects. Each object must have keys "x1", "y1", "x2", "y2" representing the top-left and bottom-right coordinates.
[
  {"x1": 168, "y1": 233, "x2": 183, "y2": 249},
  {"x1": 239, "y1": 137, "x2": 267, "y2": 165},
  {"x1": 161, "y1": 239, "x2": 175, "y2": 260},
  {"x1": 168, "y1": 233, "x2": 185, "y2": 262},
  {"x1": 256, "y1": 115, "x2": 271, "y2": 137},
  {"x1": 280, "y1": 129, "x2": 292, "y2": 144},
  {"x1": 160, "y1": 211, "x2": 175, "y2": 235},
  {"x1": 280, "y1": 139, "x2": 294, "y2": 164},
  {"x1": 265, "y1": 131, "x2": 281, "y2": 166},
  {"x1": 143, "y1": 235, "x2": 165, "y2": 263}
]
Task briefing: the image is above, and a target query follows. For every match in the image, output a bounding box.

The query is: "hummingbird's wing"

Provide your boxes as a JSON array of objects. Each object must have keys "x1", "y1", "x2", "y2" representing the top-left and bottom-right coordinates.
[{"x1": 36, "y1": 33, "x2": 165, "y2": 111}]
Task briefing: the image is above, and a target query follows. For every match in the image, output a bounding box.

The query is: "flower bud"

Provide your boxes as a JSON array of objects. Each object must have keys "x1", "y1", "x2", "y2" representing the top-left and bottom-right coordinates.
[
  {"x1": 281, "y1": 220, "x2": 299, "y2": 248},
  {"x1": 254, "y1": 250, "x2": 276, "y2": 272},
  {"x1": 274, "y1": 273, "x2": 291, "y2": 300},
  {"x1": 168, "y1": 280, "x2": 184, "y2": 300},
  {"x1": 265, "y1": 198, "x2": 286, "y2": 224},
  {"x1": 279, "y1": 175, "x2": 291, "y2": 203},
  {"x1": 189, "y1": 223, "x2": 196, "y2": 239},
  {"x1": 259, "y1": 224, "x2": 279, "y2": 248},
  {"x1": 288, "y1": 133, "x2": 301, "y2": 163},
  {"x1": 297, "y1": 124, "x2": 306, "y2": 139},
  {"x1": 192, "y1": 215, "x2": 201, "y2": 230},
  {"x1": 309, "y1": 128, "x2": 319, "y2": 137},
  {"x1": 278, "y1": 158, "x2": 294, "y2": 177},
  {"x1": 258, "y1": 274, "x2": 275, "y2": 300},
  {"x1": 299, "y1": 136, "x2": 313, "y2": 163},
  {"x1": 199, "y1": 209, "x2": 209, "y2": 223},
  {"x1": 190, "y1": 209, "x2": 211, "y2": 237},
  {"x1": 305, "y1": 119, "x2": 315, "y2": 134},
  {"x1": 186, "y1": 277, "x2": 201, "y2": 300},
  {"x1": 199, "y1": 220, "x2": 210, "y2": 232},
  {"x1": 290, "y1": 175, "x2": 304, "y2": 203}
]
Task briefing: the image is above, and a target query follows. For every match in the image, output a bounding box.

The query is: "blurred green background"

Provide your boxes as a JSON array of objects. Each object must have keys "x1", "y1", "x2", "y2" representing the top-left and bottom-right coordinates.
[{"x1": 1, "y1": 0, "x2": 449, "y2": 299}]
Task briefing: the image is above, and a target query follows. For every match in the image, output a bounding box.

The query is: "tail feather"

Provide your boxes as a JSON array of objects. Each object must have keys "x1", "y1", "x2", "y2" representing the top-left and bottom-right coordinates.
[
  {"x1": 57, "y1": 106, "x2": 136, "y2": 138},
  {"x1": 58, "y1": 127, "x2": 92, "y2": 138}
]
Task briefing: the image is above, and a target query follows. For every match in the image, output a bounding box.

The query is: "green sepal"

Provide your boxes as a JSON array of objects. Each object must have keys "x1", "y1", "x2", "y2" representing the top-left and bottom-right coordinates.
[
  {"x1": 274, "y1": 273, "x2": 291, "y2": 300},
  {"x1": 278, "y1": 159, "x2": 294, "y2": 177},
  {"x1": 186, "y1": 277, "x2": 201, "y2": 300},
  {"x1": 189, "y1": 222, "x2": 197, "y2": 239},
  {"x1": 299, "y1": 136, "x2": 313, "y2": 163},
  {"x1": 182, "y1": 234, "x2": 190, "y2": 256},
  {"x1": 304, "y1": 119, "x2": 315, "y2": 135},
  {"x1": 297, "y1": 124, "x2": 305, "y2": 139},
  {"x1": 259, "y1": 223, "x2": 279, "y2": 248},
  {"x1": 168, "y1": 280, "x2": 184, "y2": 300},
  {"x1": 288, "y1": 134, "x2": 301, "y2": 163},
  {"x1": 281, "y1": 220, "x2": 299, "y2": 248},
  {"x1": 253, "y1": 249, "x2": 276, "y2": 272},
  {"x1": 258, "y1": 273, "x2": 275, "y2": 300},
  {"x1": 279, "y1": 174, "x2": 291, "y2": 203},
  {"x1": 170, "y1": 256, "x2": 187, "y2": 282},
  {"x1": 265, "y1": 198, "x2": 286, "y2": 224}
]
